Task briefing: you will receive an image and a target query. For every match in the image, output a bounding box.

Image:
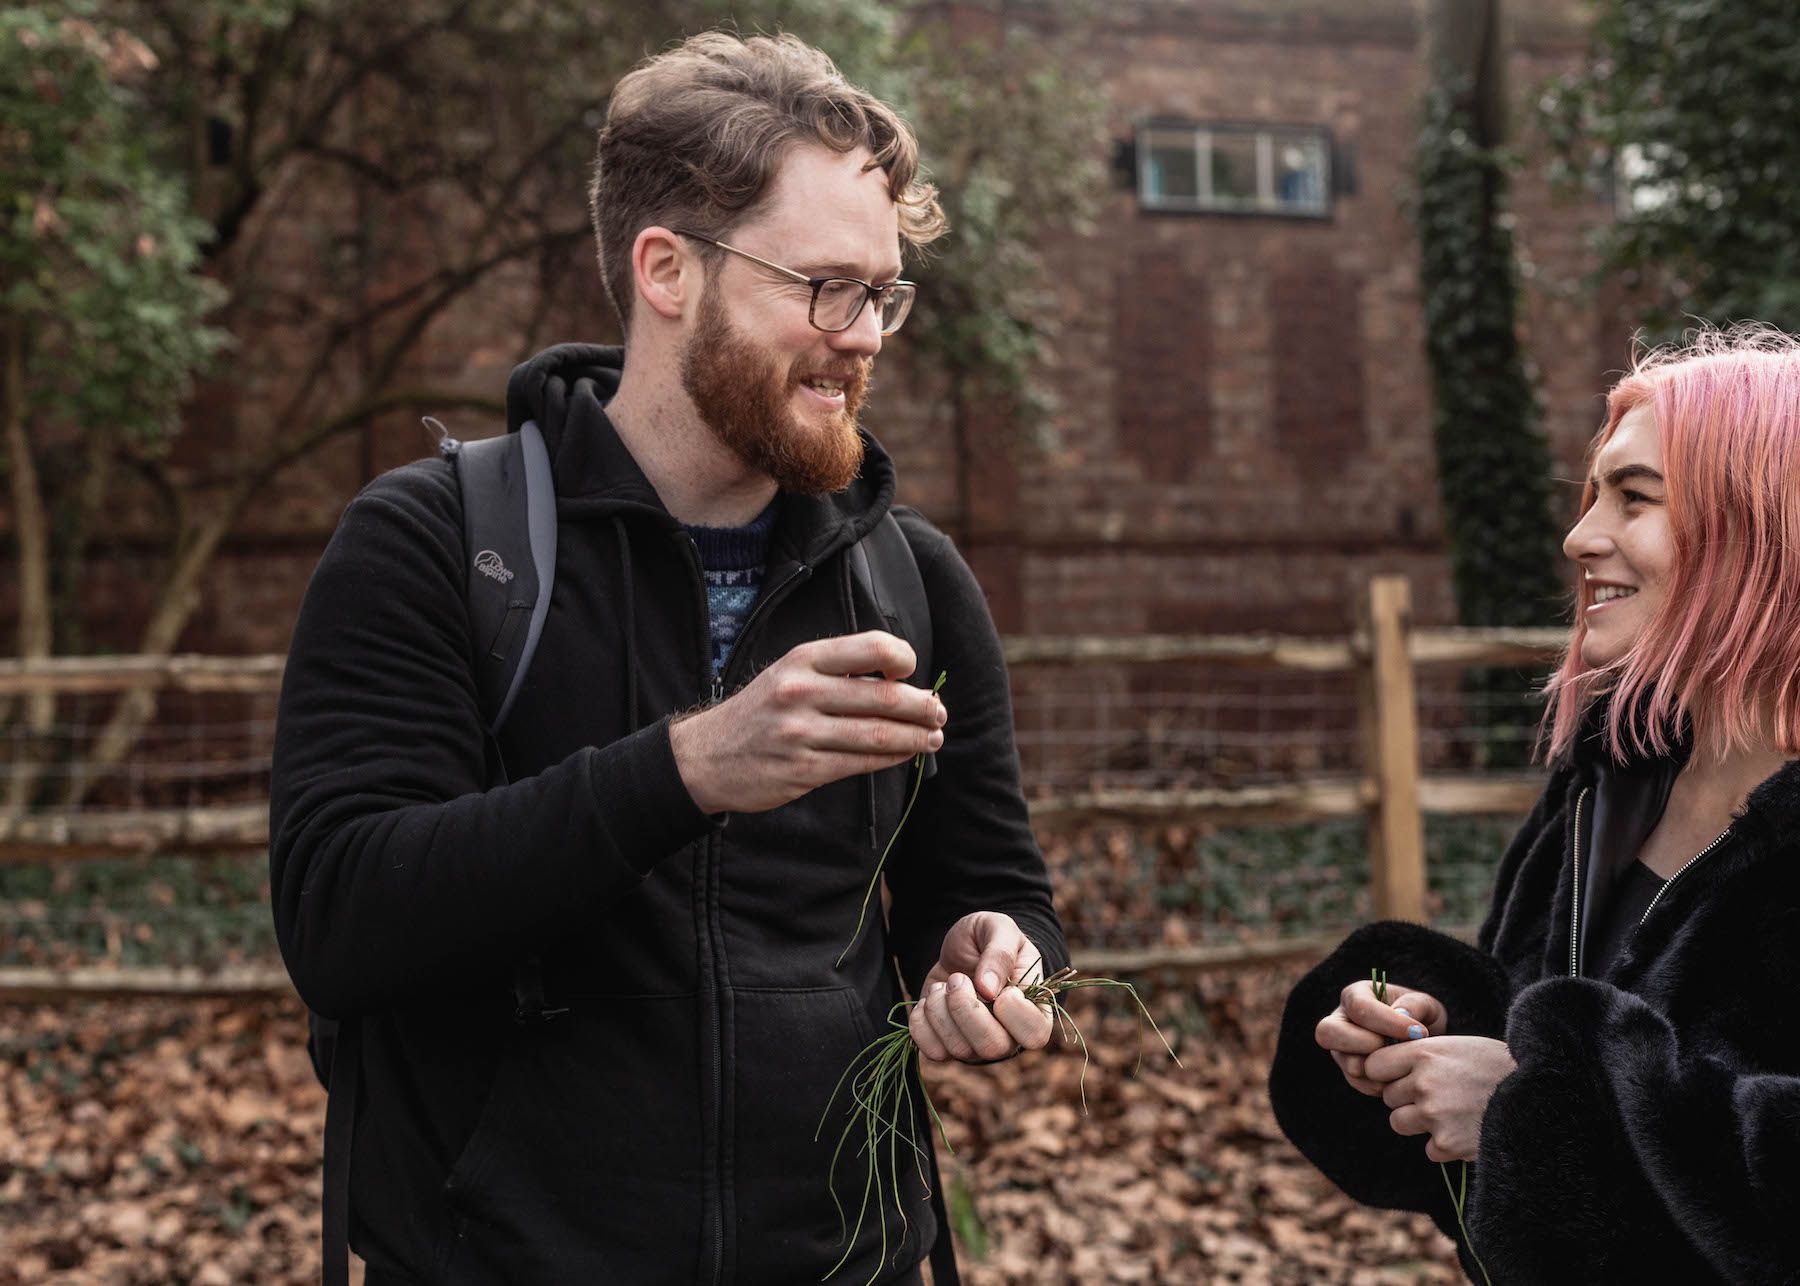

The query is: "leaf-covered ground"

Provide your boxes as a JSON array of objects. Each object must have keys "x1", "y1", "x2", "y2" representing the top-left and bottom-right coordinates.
[
  {"x1": 0, "y1": 965, "x2": 1463, "y2": 1285},
  {"x1": 923, "y1": 967, "x2": 1464, "y2": 1285}
]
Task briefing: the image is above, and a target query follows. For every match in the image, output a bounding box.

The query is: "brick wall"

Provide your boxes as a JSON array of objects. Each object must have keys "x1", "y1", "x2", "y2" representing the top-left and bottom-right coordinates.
[
  {"x1": 899, "y1": 0, "x2": 1624, "y2": 642},
  {"x1": 5, "y1": 0, "x2": 1624, "y2": 660}
]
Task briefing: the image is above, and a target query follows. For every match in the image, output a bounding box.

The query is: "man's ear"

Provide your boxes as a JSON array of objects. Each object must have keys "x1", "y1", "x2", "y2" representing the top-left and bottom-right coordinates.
[{"x1": 632, "y1": 226, "x2": 694, "y2": 321}]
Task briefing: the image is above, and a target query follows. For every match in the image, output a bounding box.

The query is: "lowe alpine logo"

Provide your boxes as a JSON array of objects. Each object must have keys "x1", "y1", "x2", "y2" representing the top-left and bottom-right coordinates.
[{"x1": 473, "y1": 550, "x2": 514, "y2": 584}]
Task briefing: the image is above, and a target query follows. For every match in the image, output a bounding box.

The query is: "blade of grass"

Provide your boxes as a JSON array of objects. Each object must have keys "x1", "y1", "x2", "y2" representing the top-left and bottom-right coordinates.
[
  {"x1": 1441, "y1": 1160, "x2": 1494, "y2": 1286},
  {"x1": 837, "y1": 672, "x2": 949, "y2": 967},
  {"x1": 1373, "y1": 965, "x2": 1494, "y2": 1285}
]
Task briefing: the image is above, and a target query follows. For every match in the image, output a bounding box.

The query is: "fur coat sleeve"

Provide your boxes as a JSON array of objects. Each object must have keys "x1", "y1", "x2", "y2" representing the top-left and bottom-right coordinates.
[
  {"x1": 1266, "y1": 772, "x2": 1569, "y2": 1232},
  {"x1": 1267, "y1": 919, "x2": 1511, "y2": 1243},
  {"x1": 1469, "y1": 972, "x2": 1800, "y2": 1285}
]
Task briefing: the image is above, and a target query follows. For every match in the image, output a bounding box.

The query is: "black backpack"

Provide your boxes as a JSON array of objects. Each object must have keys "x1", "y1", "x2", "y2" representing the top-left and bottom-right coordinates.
[{"x1": 314, "y1": 420, "x2": 954, "y2": 1284}]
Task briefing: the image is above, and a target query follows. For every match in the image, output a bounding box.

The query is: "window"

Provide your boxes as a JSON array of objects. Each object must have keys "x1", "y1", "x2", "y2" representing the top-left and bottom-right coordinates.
[{"x1": 1136, "y1": 121, "x2": 1333, "y2": 217}]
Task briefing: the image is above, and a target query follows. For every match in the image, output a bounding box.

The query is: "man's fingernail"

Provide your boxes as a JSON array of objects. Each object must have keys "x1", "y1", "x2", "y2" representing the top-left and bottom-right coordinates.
[
  {"x1": 928, "y1": 982, "x2": 945, "y2": 998},
  {"x1": 1393, "y1": 1007, "x2": 1411, "y2": 1018},
  {"x1": 981, "y1": 971, "x2": 1000, "y2": 994},
  {"x1": 1407, "y1": 1025, "x2": 1425, "y2": 1041},
  {"x1": 948, "y1": 974, "x2": 967, "y2": 992}
]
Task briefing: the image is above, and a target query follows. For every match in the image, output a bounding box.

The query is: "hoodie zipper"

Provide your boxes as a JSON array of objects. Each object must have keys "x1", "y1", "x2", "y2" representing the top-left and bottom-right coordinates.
[
  {"x1": 1569, "y1": 787, "x2": 1589, "y2": 976},
  {"x1": 683, "y1": 540, "x2": 813, "y2": 1286},
  {"x1": 719, "y1": 562, "x2": 813, "y2": 689},
  {"x1": 1636, "y1": 826, "x2": 1731, "y2": 928},
  {"x1": 679, "y1": 535, "x2": 730, "y2": 1286}
]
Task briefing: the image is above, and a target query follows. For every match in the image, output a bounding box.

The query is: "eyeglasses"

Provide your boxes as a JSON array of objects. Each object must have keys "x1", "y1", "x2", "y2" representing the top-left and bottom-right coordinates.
[{"x1": 671, "y1": 229, "x2": 917, "y2": 336}]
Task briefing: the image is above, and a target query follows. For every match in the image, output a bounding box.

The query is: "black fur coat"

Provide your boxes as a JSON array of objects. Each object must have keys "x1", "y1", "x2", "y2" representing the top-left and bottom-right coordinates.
[{"x1": 1269, "y1": 741, "x2": 1800, "y2": 1285}]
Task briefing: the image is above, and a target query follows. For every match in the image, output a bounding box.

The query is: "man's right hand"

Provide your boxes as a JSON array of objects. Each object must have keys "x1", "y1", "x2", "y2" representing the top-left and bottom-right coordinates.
[
  {"x1": 1315, "y1": 978, "x2": 1448, "y2": 1096},
  {"x1": 668, "y1": 631, "x2": 946, "y2": 815}
]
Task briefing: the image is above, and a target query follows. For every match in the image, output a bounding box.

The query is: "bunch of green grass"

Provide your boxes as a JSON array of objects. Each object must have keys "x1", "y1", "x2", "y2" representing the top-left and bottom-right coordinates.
[
  {"x1": 817, "y1": 966, "x2": 1180, "y2": 1283},
  {"x1": 1371, "y1": 968, "x2": 1494, "y2": 1286}
]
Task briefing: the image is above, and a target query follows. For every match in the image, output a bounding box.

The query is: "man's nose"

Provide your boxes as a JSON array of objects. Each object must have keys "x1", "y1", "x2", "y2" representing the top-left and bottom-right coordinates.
[{"x1": 829, "y1": 299, "x2": 884, "y2": 359}]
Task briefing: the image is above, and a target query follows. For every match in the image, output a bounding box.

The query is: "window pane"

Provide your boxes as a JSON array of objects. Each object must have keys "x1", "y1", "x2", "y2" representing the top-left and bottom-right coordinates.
[
  {"x1": 1209, "y1": 133, "x2": 1258, "y2": 205},
  {"x1": 1145, "y1": 141, "x2": 1199, "y2": 202},
  {"x1": 1271, "y1": 132, "x2": 1329, "y2": 212},
  {"x1": 1134, "y1": 122, "x2": 1333, "y2": 217}
]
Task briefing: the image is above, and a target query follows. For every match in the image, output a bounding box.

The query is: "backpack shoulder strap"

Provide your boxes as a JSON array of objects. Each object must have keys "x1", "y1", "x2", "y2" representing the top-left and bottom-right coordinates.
[
  {"x1": 315, "y1": 422, "x2": 560, "y2": 1286},
  {"x1": 319, "y1": 1014, "x2": 361, "y2": 1286},
  {"x1": 442, "y1": 421, "x2": 565, "y2": 1023},
  {"x1": 444, "y1": 420, "x2": 557, "y2": 734},
  {"x1": 848, "y1": 510, "x2": 933, "y2": 689}
]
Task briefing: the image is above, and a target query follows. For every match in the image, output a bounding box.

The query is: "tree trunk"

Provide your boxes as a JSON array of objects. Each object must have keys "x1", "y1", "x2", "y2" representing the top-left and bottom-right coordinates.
[
  {"x1": 1422, "y1": 0, "x2": 1505, "y2": 146},
  {"x1": 3, "y1": 319, "x2": 55, "y2": 813},
  {"x1": 57, "y1": 476, "x2": 252, "y2": 807},
  {"x1": 51, "y1": 428, "x2": 116, "y2": 655},
  {"x1": 54, "y1": 389, "x2": 501, "y2": 806}
]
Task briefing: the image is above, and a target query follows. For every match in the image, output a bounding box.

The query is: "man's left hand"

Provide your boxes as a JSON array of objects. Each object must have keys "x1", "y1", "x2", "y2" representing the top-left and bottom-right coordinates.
[
  {"x1": 909, "y1": 912, "x2": 1052, "y2": 1064},
  {"x1": 1364, "y1": 1034, "x2": 1516, "y2": 1162}
]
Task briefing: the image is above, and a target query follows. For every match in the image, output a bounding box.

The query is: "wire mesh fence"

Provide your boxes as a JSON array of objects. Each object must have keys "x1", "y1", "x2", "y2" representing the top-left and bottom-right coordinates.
[
  {"x1": 0, "y1": 625, "x2": 1555, "y2": 984},
  {"x1": 1009, "y1": 660, "x2": 1542, "y2": 958},
  {"x1": 1, "y1": 689, "x2": 279, "y2": 812},
  {"x1": 1011, "y1": 665, "x2": 1547, "y2": 793}
]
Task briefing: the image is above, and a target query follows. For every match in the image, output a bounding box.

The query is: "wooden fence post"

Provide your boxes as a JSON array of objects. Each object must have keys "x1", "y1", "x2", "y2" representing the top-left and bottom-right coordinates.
[{"x1": 1356, "y1": 575, "x2": 1428, "y2": 922}]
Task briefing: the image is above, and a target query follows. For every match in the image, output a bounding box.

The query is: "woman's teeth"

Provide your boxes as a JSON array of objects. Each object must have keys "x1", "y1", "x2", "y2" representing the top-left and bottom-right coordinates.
[{"x1": 1592, "y1": 585, "x2": 1637, "y2": 603}]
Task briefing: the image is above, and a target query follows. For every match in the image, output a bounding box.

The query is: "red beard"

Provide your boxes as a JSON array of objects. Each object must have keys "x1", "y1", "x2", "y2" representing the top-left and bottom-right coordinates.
[{"x1": 679, "y1": 284, "x2": 870, "y2": 496}]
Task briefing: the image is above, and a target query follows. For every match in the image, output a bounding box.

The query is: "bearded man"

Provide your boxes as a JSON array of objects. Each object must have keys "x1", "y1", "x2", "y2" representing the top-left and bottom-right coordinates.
[{"x1": 270, "y1": 31, "x2": 1067, "y2": 1286}]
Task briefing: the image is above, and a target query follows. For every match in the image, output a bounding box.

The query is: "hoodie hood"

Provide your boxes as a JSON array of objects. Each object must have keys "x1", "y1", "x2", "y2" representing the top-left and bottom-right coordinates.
[{"x1": 502, "y1": 342, "x2": 896, "y2": 565}]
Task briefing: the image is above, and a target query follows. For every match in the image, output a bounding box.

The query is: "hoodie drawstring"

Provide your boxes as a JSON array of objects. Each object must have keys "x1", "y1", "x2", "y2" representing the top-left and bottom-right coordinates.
[
  {"x1": 840, "y1": 553, "x2": 879, "y2": 852},
  {"x1": 614, "y1": 516, "x2": 640, "y2": 733}
]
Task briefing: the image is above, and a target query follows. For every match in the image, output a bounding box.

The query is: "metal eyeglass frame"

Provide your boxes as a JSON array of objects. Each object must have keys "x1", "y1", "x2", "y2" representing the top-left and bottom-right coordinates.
[{"x1": 670, "y1": 229, "x2": 917, "y2": 335}]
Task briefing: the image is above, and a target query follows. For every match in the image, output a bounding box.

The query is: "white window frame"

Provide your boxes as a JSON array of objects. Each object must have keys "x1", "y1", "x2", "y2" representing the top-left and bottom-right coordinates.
[{"x1": 1136, "y1": 120, "x2": 1333, "y2": 218}]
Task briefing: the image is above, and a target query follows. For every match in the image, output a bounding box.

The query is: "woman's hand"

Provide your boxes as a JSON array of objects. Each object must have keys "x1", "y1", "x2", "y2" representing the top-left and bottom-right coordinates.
[
  {"x1": 1315, "y1": 978, "x2": 1448, "y2": 1095},
  {"x1": 1365, "y1": 1035, "x2": 1516, "y2": 1162}
]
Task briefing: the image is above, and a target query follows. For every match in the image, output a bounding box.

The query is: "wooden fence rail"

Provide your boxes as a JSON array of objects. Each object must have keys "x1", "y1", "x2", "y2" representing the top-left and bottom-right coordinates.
[{"x1": 0, "y1": 575, "x2": 1564, "y2": 996}]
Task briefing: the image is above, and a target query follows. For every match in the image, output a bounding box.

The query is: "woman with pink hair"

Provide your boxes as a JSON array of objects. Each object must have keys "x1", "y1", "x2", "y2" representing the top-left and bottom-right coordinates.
[{"x1": 1268, "y1": 327, "x2": 1800, "y2": 1285}]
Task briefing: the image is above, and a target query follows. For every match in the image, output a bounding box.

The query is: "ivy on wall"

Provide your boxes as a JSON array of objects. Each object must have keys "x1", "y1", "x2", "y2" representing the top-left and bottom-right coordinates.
[{"x1": 1415, "y1": 82, "x2": 1563, "y2": 630}]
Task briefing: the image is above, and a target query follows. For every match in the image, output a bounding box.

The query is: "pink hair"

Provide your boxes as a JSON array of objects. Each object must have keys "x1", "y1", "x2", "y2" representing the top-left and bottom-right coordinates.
[{"x1": 1545, "y1": 325, "x2": 1800, "y2": 762}]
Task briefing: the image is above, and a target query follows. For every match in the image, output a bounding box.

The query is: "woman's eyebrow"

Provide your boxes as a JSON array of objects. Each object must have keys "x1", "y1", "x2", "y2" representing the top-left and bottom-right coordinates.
[{"x1": 1594, "y1": 463, "x2": 1665, "y2": 490}]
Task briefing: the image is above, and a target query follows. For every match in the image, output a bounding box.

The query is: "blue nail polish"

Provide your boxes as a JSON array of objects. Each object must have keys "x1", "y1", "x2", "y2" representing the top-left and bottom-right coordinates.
[
  {"x1": 1407, "y1": 1025, "x2": 1425, "y2": 1041},
  {"x1": 1393, "y1": 1007, "x2": 1411, "y2": 1018}
]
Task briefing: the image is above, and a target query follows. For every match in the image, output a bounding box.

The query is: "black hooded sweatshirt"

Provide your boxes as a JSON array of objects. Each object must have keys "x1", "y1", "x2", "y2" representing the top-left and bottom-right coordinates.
[
  {"x1": 1268, "y1": 715, "x2": 1800, "y2": 1285},
  {"x1": 270, "y1": 344, "x2": 1067, "y2": 1285}
]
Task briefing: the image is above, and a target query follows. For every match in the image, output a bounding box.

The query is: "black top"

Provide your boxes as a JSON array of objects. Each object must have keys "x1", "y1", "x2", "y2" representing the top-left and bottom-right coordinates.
[{"x1": 1581, "y1": 858, "x2": 1666, "y2": 980}]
